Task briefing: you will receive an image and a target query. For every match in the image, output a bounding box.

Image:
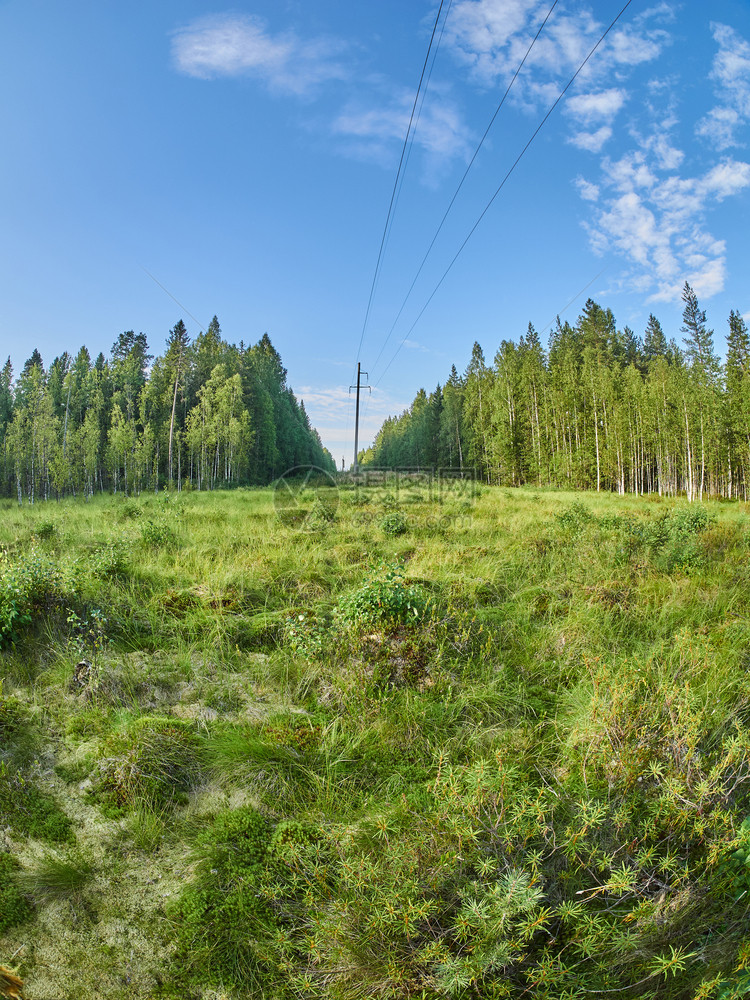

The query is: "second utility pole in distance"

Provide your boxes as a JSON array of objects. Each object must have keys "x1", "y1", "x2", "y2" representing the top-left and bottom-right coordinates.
[{"x1": 350, "y1": 362, "x2": 371, "y2": 474}]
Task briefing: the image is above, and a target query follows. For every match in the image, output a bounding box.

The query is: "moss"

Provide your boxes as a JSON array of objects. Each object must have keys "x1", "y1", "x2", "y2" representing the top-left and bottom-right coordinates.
[
  {"x1": 170, "y1": 807, "x2": 279, "y2": 991},
  {"x1": 0, "y1": 853, "x2": 34, "y2": 934},
  {"x1": 0, "y1": 766, "x2": 74, "y2": 843}
]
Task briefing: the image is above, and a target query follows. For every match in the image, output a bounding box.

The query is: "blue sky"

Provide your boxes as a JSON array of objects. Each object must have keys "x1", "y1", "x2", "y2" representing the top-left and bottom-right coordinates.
[{"x1": 2, "y1": 1, "x2": 750, "y2": 465}]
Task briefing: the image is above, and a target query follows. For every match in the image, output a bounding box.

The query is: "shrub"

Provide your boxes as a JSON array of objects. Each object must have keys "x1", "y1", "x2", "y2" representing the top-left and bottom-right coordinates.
[
  {"x1": 0, "y1": 687, "x2": 73, "y2": 843},
  {"x1": 66, "y1": 607, "x2": 109, "y2": 659},
  {"x1": 614, "y1": 506, "x2": 717, "y2": 572},
  {"x1": 337, "y1": 561, "x2": 429, "y2": 629},
  {"x1": 120, "y1": 500, "x2": 143, "y2": 520},
  {"x1": 284, "y1": 610, "x2": 330, "y2": 659},
  {"x1": 380, "y1": 491, "x2": 399, "y2": 511},
  {"x1": 140, "y1": 519, "x2": 176, "y2": 548},
  {"x1": 34, "y1": 520, "x2": 57, "y2": 541},
  {"x1": 0, "y1": 854, "x2": 33, "y2": 934},
  {"x1": 307, "y1": 496, "x2": 336, "y2": 530},
  {"x1": 0, "y1": 688, "x2": 38, "y2": 767},
  {"x1": 380, "y1": 511, "x2": 408, "y2": 536},
  {"x1": 97, "y1": 716, "x2": 205, "y2": 809},
  {"x1": 0, "y1": 549, "x2": 67, "y2": 643},
  {"x1": 554, "y1": 500, "x2": 593, "y2": 531},
  {"x1": 88, "y1": 538, "x2": 130, "y2": 578}
]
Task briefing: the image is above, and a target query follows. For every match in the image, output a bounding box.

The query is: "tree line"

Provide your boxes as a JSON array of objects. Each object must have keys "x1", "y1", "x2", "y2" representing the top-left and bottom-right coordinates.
[
  {"x1": 362, "y1": 283, "x2": 750, "y2": 500},
  {"x1": 0, "y1": 317, "x2": 335, "y2": 502}
]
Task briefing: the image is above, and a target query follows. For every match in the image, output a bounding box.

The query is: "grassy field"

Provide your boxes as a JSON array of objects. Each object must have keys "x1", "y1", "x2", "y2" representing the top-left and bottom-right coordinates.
[{"x1": 1, "y1": 480, "x2": 750, "y2": 999}]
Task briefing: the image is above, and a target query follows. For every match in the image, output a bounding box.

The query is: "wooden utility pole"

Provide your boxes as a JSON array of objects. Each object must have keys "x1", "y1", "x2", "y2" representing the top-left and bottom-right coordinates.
[{"x1": 350, "y1": 363, "x2": 370, "y2": 473}]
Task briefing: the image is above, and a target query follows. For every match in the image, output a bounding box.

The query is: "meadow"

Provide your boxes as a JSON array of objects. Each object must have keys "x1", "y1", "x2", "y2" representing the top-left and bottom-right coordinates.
[{"x1": 1, "y1": 479, "x2": 750, "y2": 999}]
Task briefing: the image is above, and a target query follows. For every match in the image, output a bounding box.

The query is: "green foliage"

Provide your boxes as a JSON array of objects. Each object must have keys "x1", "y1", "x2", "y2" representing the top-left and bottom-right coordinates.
[
  {"x1": 87, "y1": 538, "x2": 130, "y2": 578},
  {"x1": 66, "y1": 606, "x2": 109, "y2": 658},
  {"x1": 120, "y1": 500, "x2": 143, "y2": 519},
  {"x1": 34, "y1": 519, "x2": 57, "y2": 541},
  {"x1": 170, "y1": 807, "x2": 280, "y2": 992},
  {"x1": 0, "y1": 686, "x2": 38, "y2": 767},
  {"x1": 306, "y1": 496, "x2": 337, "y2": 531},
  {"x1": 97, "y1": 716, "x2": 205, "y2": 809},
  {"x1": 0, "y1": 762, "x2": 74, "y2": 842},
  {"x1": 284, "y1": 610, "x2": 330, "y2": 659},
  {"x1": 380, "y1": 511, "x2": 408, "y2": 536},
  {"x1": 3, "y1": 486, "x2": 750, "y2": 997},
  {"x1": 337, "y1": 561, "x2": 429, "y2": 629},
  {"x1": 0, "y1": 853, "x2": 34, "y2": 934},
  {"x1": 0, "y1": 547, "x2": 68, "y2": 643},
  {"x1": 614, "y1": 504, "x2": 717, "y2": 571},
  {"x1": 140, "y1": 518, "x2": 177, "y2": 548},
  {"x1": 554, "y1": 499, "x2": 593, "y2": 531},
  {"x1": 0, "y1": 688, "x2": 74, "y2": 843}
]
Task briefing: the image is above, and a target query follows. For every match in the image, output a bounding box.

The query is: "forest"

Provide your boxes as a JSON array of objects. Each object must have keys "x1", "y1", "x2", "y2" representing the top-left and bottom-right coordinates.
[
  {"x1": 363, "y1": 283, "x2": 750, "y2": 501},
  {"x1": 0, "y1": 318, "x2": 335, "y2": 502}
]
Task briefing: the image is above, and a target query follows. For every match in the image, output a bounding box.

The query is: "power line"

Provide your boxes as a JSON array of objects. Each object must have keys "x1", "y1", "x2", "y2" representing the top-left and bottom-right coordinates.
[
  {"x1": 540, "y1": 266, "x2": 610, "y2": 335},
  {"x1": 379, "y1": 0, "x2": 455, "y2": 271},
  {"x1": 140, "y1": 266, "x2": 207, "y2": 333},
  {"x1": 375, "y1": 0, "x2": 635, "y2": 387},
  {"x1": 369, "y1": 0, "x2": 559, "y2": 379},
  {"x1": 353, "y1": 0, "x2": 448, "y2": 370}
]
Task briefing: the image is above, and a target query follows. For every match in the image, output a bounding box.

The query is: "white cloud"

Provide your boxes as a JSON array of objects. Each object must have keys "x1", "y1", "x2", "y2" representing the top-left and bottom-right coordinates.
[
  {"x1": 575, "y1": 176, "x2": 599, "y2": 201},
  {"x1": 566, "y1": 88, "x2": 627, "y2": 124},
  {"x1": 710, "y1": 22, "x2": 750, "y2": 113},
  {"x1": 171, "y1": 14, "x2": 346, "y2": 94},
  {"x1": 702, "y1": 159, "x2": 750, "y2": 199},
  {"x1": 443, "y1": 0, "x2": 667, "y2": 165},
  {"x1": 605, "y1": 152, "x2": 657, "y2": 192},
  {"x1": 582, "y1": 145, "x2": 750, "y2": 302},
  {"x1": 642, "y1": 132, "x2": 684, "y2": 171},
  {"x1": 332, "y1": 92, "x2": 472, "y2": 166},
  {"x1": 696, "y1": 108, "x2": 742, "y2": 150},
  {"x1": 696, "y1": 23, "x2": 750, "y2": 150},
  {"x1": 296, "y1": 385, "x2": 411, "y2": 453},
  {"x1": 569, "y1": 126, "x2": 612, "y2": 152},
  {"x1": 445, "y1": 1, "x2": 666, "y2": 92},
  {"x1": 605, "y1": 27, "x2": 663, "y2": 67}
]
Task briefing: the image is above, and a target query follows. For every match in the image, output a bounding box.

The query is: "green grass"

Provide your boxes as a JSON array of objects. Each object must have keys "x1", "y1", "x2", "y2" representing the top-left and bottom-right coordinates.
[{"x1": 1, "y1": 484, "x2": 750, "y2": 997}]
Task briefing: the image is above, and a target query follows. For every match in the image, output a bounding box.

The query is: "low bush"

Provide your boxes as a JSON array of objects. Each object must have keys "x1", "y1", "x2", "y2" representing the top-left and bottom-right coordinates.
[
  {"x1": 120, "y1": 500, "x2": 143, "y2": 519},
  {"x1": 554, "y1": 499, "x2": 593, "y2": 531},
  {"x1": 284, "y1": 610, "x2": 330, "y2": 660},
  {"x1": 87, "y1": 538, "x2": 130, "y2": 578},
  {"x1": 613, "y1": 505, "x2": 717, "y2": 571},
  {"x1": 0, "y1": 688, "x2": 39, "y2": 767},
  {"x1": 337, "y1": 561, "x2": 430, "y2": 630},
  {"x1": 0, "y1": 548, "x2": 68, "y2": 643},
  {"x1": 140, "y1": 519, "x2": 177, "y2": 548},
  {"x1": 34, "y1": 520, "x2": 57, "y2": 541},
  {"x1": 380, "y1": 511, "x2": 408, "y2": 536}
]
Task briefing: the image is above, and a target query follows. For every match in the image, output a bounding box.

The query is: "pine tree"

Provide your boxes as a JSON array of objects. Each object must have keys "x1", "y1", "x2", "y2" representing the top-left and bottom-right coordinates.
[
  {"x1": 165, "y1": 320, "x2": 190, "y2": 485},
  {"x1": 643, "y1": 314, "x2": 668, "y2": 364}
]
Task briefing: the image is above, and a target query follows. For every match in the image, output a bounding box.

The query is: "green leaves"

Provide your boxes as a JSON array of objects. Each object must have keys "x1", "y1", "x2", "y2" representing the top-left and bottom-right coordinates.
[{"x1": 336, "y1": 560, "x2": 430, "y2": 629}]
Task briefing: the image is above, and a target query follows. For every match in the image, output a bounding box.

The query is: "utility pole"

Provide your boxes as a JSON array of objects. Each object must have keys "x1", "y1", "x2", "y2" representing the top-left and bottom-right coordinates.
[{"x1": 349, "y1": 362, "x2": 371, "y2": 474}]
